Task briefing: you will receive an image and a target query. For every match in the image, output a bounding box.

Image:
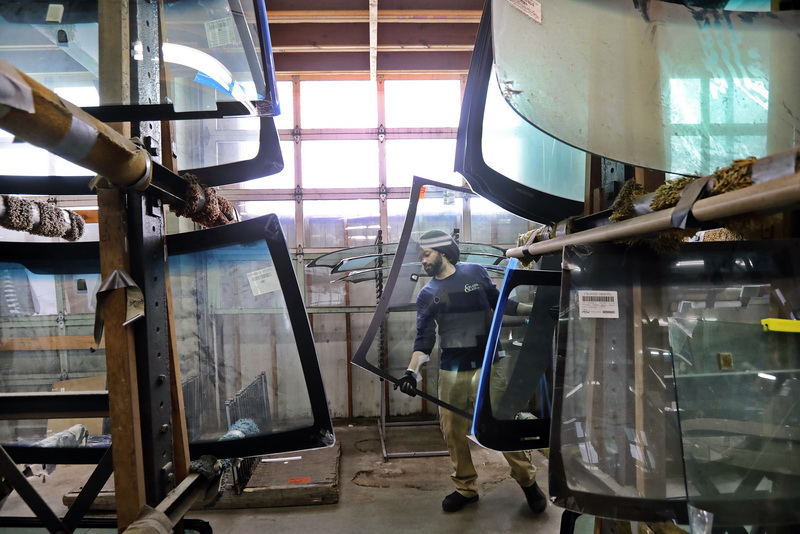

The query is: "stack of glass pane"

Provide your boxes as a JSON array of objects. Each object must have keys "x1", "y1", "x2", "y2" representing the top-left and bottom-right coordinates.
[
  {"x1": 551, "y1": 240, "x2": 800, "y2": 528},
  {"x1": 0, "y1": 215, "x2": 333, "y2": 463}
]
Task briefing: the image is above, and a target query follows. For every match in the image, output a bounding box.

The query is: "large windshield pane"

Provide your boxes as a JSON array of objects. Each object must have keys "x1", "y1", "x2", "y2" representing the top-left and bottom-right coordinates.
[
  {"x1": 550, "y1": 239, "x2": 800, "y2": 527},
  {"x1": 1, "y1": 216, "x2": 335, "y2": 461},
  {"x1": 666, "y1": 244, "x2": 800, "y2": 527},
  {"x1": 0, "y1": 0, "x2": 278, "y2": 116},
  {"x1": 350, "y1": 178, "x2": 540, "y2": 417},
  {"x1": 492, "y1": 0, "x2": 800, "y2": 176},
  {"x1": 170, "y1": 238, "x2": 314, "y2": 442}
]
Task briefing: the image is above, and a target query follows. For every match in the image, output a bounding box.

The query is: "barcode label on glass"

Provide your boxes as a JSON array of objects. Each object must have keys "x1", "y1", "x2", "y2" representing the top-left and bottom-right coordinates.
[
  {"x1": 577, "y1": 290, "x2": 619, "y2": 318},
  {"x1": 205, "y1": 17, "x2": 237, "y2": 48},
  {"x1": 508, "y1": 0, "x2": 542, "y2": 24},
  {"x1": 247, "y1": 267, "x2": 280, "y2": 296}
]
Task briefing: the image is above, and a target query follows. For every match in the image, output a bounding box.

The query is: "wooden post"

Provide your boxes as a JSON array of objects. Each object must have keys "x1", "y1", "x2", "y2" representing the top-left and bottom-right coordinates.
[
  {"x1": 160, "y1": 119, "x2": 191, "y2": 483},
  {"x1": 97, "y1": 3, "x2": 147, "y2": 530}
]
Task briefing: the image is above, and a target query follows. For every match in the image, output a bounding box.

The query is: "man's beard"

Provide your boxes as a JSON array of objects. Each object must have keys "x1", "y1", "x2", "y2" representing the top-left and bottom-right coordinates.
[{"x1": 423, "y1": 255, "x2": 443, "y2": 276}]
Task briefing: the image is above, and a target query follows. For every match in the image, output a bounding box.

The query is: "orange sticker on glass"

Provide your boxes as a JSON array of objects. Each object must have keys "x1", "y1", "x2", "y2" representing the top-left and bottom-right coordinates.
[
  {"x1": 419, "y1": 185, "x2": 426, "y2": 199},
  {"x1": 288, "y1": 477, "x2": 312, "y2": 484}
]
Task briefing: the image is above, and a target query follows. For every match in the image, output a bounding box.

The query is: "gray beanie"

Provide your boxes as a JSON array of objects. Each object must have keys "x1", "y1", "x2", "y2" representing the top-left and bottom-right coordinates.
[{"x1": 417, "y1": 230, "x2": 459, "y2": 265}]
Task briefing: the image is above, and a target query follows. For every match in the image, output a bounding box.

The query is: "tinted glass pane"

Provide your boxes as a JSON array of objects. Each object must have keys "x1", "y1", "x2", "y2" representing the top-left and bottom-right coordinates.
[
  {"x1": 1, "y1": 217, "x2": 334, "y2": 461},
  {"x1": 170, "y1": 240, "x2": 314, "y2": 441},
  {"x1": 492, "y1": 0, "x2": 800, "y2": 176},
  {"x1": 471, "y1": 261, "x2": 561, "y2": 452},
  {"x1": 482, "y1": 67, "x2": 585, "y2": 202},
  {"x1": 0, "y1": 257, "x2": 104, "y2": 445},
  {"x1": 352, "y1": 179, "x2": 539, "y2": 417},
  {"x1": 304, "y1": 200, "x2": 380, "y2": 249},
  {"x1": 238, "y1": 140, "x2": 295, "y2": 189},
  {"x1": 551, "y1": 239, "x2": 800, "y2": 526},
  {"x1": 176, "y1": 117, "x2": 259, "y2": 169},
  {"x1": 231, "y1": 201, "x2": 296, "y2": 244},
  {"x1": 665, "y1": 246, "x2": 800, "y2": 527},
  {"x1": 550, "y1": 244, "x2": 687, "y2": 522},
  {"x1": 487, "y1": 283, "x2": 553, "y2": 419},
  {"x1": 0, "y1": 0, "x2": 277, "y2": 115}
]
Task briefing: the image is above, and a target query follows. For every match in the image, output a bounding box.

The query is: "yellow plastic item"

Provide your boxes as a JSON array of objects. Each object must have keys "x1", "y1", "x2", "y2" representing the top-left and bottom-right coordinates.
[{"x1": 761, "y1": 318, "x2": 800, "y2": 333}]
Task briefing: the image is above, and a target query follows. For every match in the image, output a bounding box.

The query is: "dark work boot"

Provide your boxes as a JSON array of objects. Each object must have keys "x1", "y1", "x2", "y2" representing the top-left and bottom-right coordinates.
[
  {"x1": 441, "y1": 491, "x2": 479, "y2": 512},
  {"x1": 521, "y1": 482, "x2": 547, "y2": 513}
]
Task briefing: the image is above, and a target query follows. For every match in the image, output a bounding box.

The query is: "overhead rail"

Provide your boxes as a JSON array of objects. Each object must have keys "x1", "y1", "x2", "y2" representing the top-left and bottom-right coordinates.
[{"x1": 506, "y1": 148, "x2": 800, "y2": 259}]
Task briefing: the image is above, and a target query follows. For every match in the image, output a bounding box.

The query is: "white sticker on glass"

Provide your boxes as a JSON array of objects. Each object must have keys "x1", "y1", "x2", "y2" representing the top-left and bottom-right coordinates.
[
  {"x1": 577, "y1": 290, "x2": 619, "y2": 318},
  {"x1": 508, "y1": 0, "x2": 542, "y2": 24},
  {"x1": 247, "y1": 267, "x2": 280, "y2": 296}
]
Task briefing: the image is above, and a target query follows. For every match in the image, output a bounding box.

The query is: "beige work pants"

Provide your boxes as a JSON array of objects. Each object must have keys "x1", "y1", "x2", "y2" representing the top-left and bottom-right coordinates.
[{"x1": 438, "y1": 368, "x2": 537, "y2": 498}]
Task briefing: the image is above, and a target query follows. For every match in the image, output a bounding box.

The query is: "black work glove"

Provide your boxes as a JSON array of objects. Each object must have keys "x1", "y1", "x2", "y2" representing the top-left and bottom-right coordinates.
[{"x1": 394, "y1": 370, "x2": 417, "y2": 397}]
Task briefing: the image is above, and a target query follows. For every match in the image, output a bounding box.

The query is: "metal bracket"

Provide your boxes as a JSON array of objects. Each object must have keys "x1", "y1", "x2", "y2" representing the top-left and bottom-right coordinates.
[
  {"x1": 378, "y1": 124, "x2": 386, "y2": 143},
  {"x1": 292, "y1": 125, "x2": 301, "y2": 144}
]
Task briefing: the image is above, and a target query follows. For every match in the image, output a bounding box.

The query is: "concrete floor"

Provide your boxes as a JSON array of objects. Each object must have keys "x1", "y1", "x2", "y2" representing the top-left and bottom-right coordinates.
[
  {"x1": 192, "y1": 422, "x2": 569, "y2": 534},
  {"x1": 1, "y1": 421, "x2": 591, "y2": 533}
]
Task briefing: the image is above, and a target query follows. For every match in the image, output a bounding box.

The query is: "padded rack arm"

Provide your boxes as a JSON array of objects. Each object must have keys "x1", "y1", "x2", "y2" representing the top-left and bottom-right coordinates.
[
  {"x1": 0, "y1": 60, "x2": 210, "y2": 215},
  {"x1": 506, "y1": 163, "x2": 800, "y2": 259}
]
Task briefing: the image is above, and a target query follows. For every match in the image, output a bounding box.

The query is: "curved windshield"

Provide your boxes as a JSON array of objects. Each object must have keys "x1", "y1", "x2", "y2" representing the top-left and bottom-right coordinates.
[{"x1": 492, "y1": 0, "x2": 800, "y2": 176}]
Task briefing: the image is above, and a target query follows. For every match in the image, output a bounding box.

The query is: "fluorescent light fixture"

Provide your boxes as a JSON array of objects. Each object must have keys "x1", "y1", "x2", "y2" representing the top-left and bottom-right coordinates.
[
  {"x1": 757, "y1": 372, "x2": 777, "y2": 380},
  {"x1": 675, "y1": 260, "x2": 705, "y2": 267}
]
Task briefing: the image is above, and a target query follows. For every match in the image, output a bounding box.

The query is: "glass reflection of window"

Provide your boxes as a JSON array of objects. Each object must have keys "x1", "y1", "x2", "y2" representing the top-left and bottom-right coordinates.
[
  {"x1": 234, "y1": 200, "x2": 296, "y2": 241},
  {"x1": 386, "y1": 198, "x2": 410, "y2": 244},
  {"x1": 306, "y1": 268, "x2": 347, "y2": 307},
  {"x1": 240, "y1": 140, "x2": 295, "y2": 189},
  {"x1": 305, "y1": 270, "x2": 379, "y2": 308},
  {"x1": 405, "y1": 189, "x2": 467, "y2": 246},
  {"x1": 482, "y1": 69, "x2": 585, "y2": 202},
  {"x1": 63, "y1": 274, "x2": 100, "y2": 315},
  {"x1": 0, "y1": 262, "x2": 106, "y2": 406},
  {"x1": 216, "y1": 140, "x2": 258, "y2": 166},
  {"x1": 668, "y1": 77, "x2": 768, "y2": 174},
  {"x1": 174, "y1": 116, "x2": 263, "y2": 169},
  {"x1": 304, "y1": 200, "x2": 380, "y2": 249},
  {"x1": 469, "y1": 197, "x2": 538, "y2": 247}
]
